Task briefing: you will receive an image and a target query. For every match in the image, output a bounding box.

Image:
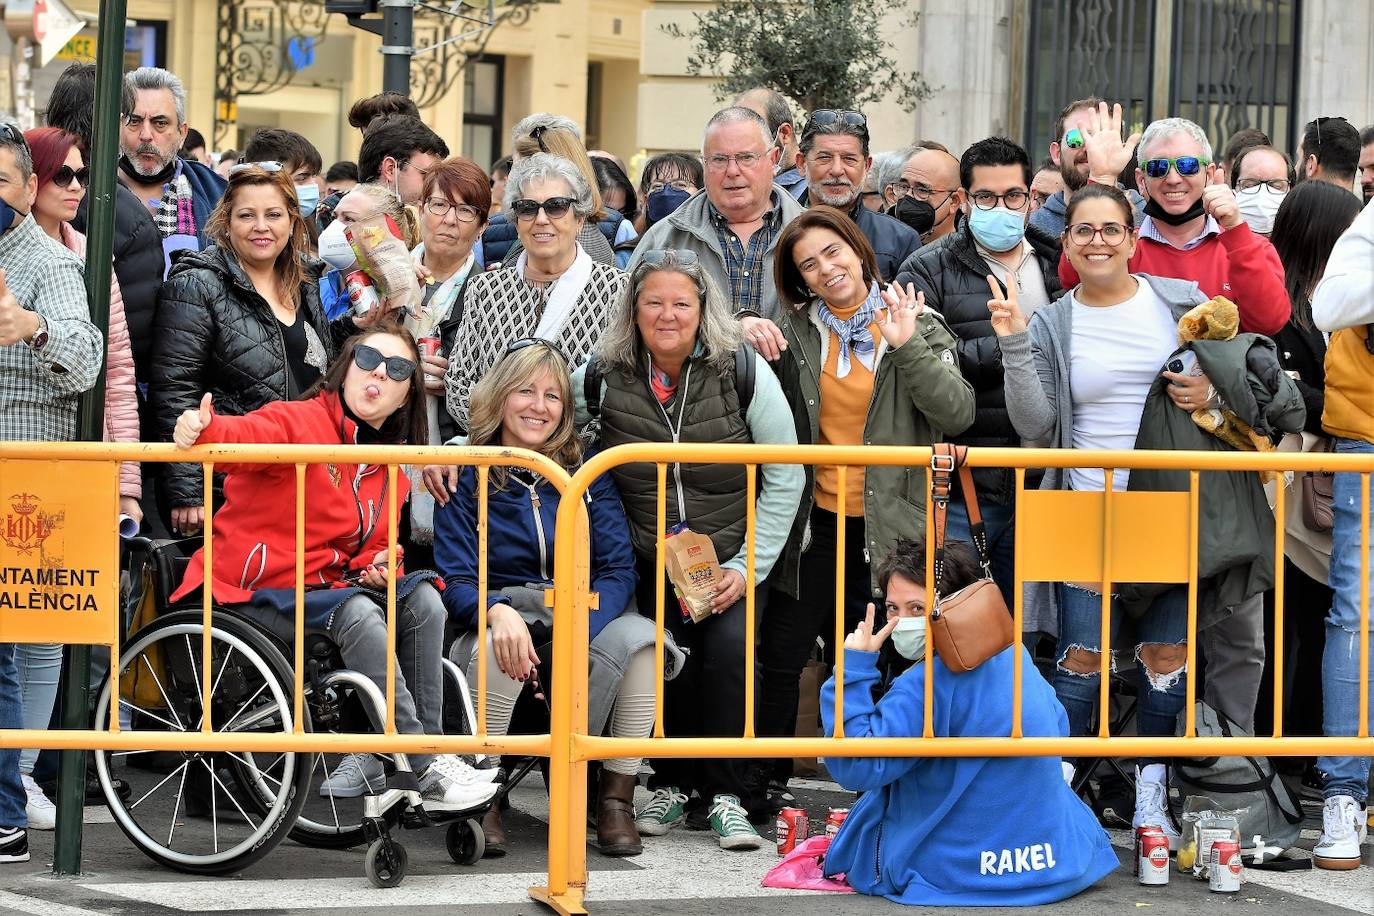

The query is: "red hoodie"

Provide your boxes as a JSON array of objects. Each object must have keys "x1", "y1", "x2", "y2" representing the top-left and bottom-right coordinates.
[
  {"x1": 169, "y1": 391, "x2": 407, "y2": 605},
  {"x1": 1058, "y1": 220, "x2": 1288, "y2": 334}
]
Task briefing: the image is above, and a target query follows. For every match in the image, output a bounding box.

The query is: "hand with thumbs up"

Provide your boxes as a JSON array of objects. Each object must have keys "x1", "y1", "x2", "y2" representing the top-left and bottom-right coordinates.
[
  {"x1": 1201, "y1": 163, "x2": 1242, "y2": 230},
  {"x1": 174, "y1": 393, "x2": 214, "y2": 449},
  {"x1": 0, "y1": 269, "x2": 41, "y2": 347}
]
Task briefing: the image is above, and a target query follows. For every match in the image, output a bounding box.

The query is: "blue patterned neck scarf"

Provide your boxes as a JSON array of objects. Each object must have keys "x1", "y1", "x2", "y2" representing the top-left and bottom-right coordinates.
[{"x1": 816, "y1": 282, "x2": 881, "y2": 378}]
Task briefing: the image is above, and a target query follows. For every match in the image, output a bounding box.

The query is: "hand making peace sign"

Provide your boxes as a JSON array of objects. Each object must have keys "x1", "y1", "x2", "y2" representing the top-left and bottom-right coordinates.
[{"x1": 985, "y1": 272, "x2": 1026, "y2": 337}]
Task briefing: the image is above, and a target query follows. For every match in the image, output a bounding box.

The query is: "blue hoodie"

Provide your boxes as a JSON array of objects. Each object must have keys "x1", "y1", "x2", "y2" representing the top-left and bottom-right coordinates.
[{"x1": 821, "y1": 646, "x2": 1118, "y2": 906}]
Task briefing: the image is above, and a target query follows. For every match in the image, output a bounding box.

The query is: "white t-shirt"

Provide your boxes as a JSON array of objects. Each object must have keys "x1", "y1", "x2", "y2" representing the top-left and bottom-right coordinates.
[{"x1": 1067, "y1": 281, "x2": 1179, "y2": 492}]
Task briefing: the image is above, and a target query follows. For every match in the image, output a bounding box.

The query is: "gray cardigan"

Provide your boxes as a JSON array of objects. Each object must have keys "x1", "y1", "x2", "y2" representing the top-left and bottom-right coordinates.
[{"x1": 998, "y1": 274, "x2": 1208, "y2": 636}]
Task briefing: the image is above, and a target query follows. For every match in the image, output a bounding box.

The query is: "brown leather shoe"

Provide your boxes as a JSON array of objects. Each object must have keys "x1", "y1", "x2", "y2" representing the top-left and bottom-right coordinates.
[
  {"x1": 481, "y1": 805, "x2": 507, "y2": 858},
  {"x1": 596, "y1": 770, "x2": 643, "y2": 857}
]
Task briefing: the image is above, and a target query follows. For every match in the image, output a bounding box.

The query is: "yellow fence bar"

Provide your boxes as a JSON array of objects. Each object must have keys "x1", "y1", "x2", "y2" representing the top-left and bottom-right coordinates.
[
  {"x1": 832, "y1": 464, "x2": 847, "y2": 739},
  {"x1": 477, "y1": 465, "x2": 490, "y2": 736},
  {"x1": 1185, "y1": 470, "x2": 1200, "y2": 738},
  {"x1": 1272, "y1": 471, "x2": 1284, "y2": 739},
  {"x1": 653, "y1": 462, "x2": 667, "y2": 740},
  {"x1": 294, "y1": 463, "x2": 306, "y2": 734},
  {"x1": 1363, "y1": 473, "x2": 1371, "y2": 740},
  {"x1": 1012, "y1": 467, "x2": 1025, "y2": 739},
  {"x1": 744, "y1": 463, "x2": 757, "y2": 739},
  {"x1": 200, "y1": 461, "x2": 214, "y2": 734},
  {"x1": 1098, "y1": 469, "x2": 1114, "y2": 739}
]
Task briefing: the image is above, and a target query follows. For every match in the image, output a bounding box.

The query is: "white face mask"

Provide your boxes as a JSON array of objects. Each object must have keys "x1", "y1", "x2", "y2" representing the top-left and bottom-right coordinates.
[
  {"x1": 1236, "y1": 184, "x2": 1286, "y2": 235},
  {"x1": 891, "y1": 615, "x2": 928, "y2": 661},
  {"x1": 317, "y1": 219, "x2": 357, "y2": 272}
]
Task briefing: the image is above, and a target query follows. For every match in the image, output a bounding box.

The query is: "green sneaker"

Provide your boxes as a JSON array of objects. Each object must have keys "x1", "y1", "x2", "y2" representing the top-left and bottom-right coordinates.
[
  {"x1": 709, "y1": 793, "x2": 762, "y2": 850},
  {"x1": 634, "y1": 786, "x2": 688, "y2": 836}
]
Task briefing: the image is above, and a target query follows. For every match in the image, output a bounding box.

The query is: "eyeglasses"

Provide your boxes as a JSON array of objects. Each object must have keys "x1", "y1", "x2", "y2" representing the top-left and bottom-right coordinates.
[
  {"x1": 893, "y1": 180, "x2": 954, "y2": 203},
  {"x1": 647, "y1": 178, "x2": 695, "y2": 194},
  {"x1": 1063, "y1": 128, "x2": 1085, "y2": 150},
  {"x1": 510, "y1": 196, "x2": 577, "y2": 221},
  {"x1": 423, "y1": 197, "x2": 482, "y2": 222},
  {"x1": 400, "y1": 159, "x2": 430, "y2": 177},
  {"x1": 1143, "y1": 156, "x2": 1208, "y2": 179},
  {"x1": 52, "y1": 165, "x2": 90, "y2": 189},
  {"x1": 503, "y1": 337, "x2": 569, "y2": 364},
  {"x1": 640, "y1": 249, "x2": 699, "y2": 268},
  {"x1": 353, "y1": 343, "x2": 418, "y2": 382},
  {"x1": 705, "y1": 152, "x2": 766, "y2": 172},
  {"x1": 969, "y1": 189, "x2": 1030, "y2": 211},
  {"x1": 122, "y1": 113, "x2": 177, "y2": 134},
  {"x1": 1235, "y1": 177, "x2": 1291, "y2": 194},
  {"x1": 229, "y1": 161, "x2": 282, "y2": 176},
  {"x1": 1066, "y1": 222, "x2": 1130, "y2": 247}
]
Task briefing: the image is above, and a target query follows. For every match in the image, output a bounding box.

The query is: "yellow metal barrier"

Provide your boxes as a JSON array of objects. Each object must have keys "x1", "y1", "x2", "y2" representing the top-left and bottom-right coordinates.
[{"x1": 3, "y1": 441, "x2": 1372, "y2": 915}]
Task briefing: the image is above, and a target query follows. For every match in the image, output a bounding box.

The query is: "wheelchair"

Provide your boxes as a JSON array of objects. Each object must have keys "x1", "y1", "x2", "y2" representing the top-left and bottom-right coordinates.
[{"x1": 93, "y1": 537, "x2": 497, "y2": 886}]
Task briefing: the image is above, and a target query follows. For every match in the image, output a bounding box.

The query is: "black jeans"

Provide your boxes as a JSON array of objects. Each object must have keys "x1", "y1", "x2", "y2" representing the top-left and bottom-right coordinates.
[
  {"x1": 1256, "y1": 557, "x2": 1329, "y2": 738},
  {"x1": 758, "y1": 507, "x2": 872, "y2": 782},
  {"x1": 637, "y1": 555, "x2": 766, "y2": 818}
]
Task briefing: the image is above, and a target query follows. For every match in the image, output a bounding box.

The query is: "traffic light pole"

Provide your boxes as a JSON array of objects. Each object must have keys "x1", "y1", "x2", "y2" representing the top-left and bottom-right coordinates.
[{"x1": 379, "y1": 0, "x2": 414, "y2": 95}]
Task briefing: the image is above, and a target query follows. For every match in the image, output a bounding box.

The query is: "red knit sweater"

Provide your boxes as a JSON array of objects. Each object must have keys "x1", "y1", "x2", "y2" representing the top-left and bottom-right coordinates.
[{"x1": 1058, "y1": 221, "x2": 1288, "y2": 334}]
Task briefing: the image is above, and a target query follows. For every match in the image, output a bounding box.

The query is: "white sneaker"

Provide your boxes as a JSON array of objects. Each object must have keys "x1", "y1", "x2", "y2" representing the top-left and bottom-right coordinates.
[
  {"x1": 419, "y1": 755, "x2": 500, "y2": 813},
  {"x1": 1132, "y1": 764, "x2": 1180, "y2": 851},
  {"x1": 1314, "y1": 795, "x2": 1367, "y2": 871},
  {"x1": 21, "y1": 774, "x2": 55, "y2": 831},
  {"x1": 319, "y1": 753, "x2": 386, "y2": 798}
]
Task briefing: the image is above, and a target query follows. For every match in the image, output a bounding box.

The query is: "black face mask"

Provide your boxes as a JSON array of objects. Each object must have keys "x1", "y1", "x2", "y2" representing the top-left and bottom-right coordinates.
[
  {"x1": 118, "y1": 154, "x2": 178, "y2": 187},
  {"x1": 1143, "y1": 191, "x2": 1206, "y2": 226},
  {"x1": 891, "y1": 196, "x2": 937, "y2": 236}
]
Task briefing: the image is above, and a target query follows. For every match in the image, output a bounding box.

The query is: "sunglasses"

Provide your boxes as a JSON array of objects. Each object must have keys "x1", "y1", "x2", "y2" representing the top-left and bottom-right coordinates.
[
  {"x1": 52, "y1": 165, "x2": 91, "y2": 189},
  {"x1": 1143, "y1": 156, "x2": 1208, "y2": 179},
  {"x1": 1063, "y1": 128, "x2": 1085, "y2": 149},
  {"x1": 510, "y1": 196, "x2": 576, "y2": 221},
  {"x1": 503, "y1": 337, "x2": 569, "y2": 364},
  {"x1": 0, "y1": 122, "x2": 29, "y2": 153},
  {"x1": 353, "y1": 343, "x2": 417, "y2": 381},
  {"x1": 805, "y1": 109, "x2": 868, "y2": 133},
  {"x1": 229, "y1": 160, "x2": 283, "y2": 176},
  {"x1": 640, "y1": 248, "x2": 699, "y2": 268}
]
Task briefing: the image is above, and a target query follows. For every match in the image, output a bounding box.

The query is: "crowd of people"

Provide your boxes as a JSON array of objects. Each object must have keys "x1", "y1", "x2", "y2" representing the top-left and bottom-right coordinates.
[{"x1": 0, "y1": 60, "x2": 1371, "y2": 902}]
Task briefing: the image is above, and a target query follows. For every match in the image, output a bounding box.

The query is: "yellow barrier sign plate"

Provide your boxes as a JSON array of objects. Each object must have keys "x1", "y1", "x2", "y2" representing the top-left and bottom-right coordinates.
[{"x1": 0, "y1": 460, "x2": 118, "y2": 645}]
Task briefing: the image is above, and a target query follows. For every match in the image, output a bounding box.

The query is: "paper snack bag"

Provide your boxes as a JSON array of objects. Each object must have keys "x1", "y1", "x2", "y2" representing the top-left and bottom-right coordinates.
[
  {"x1": 345, "y1": 213, "x2": 423, "y2": 319},
  {"x1": 663, "y1": 528, "x2": 722, "y2": 623}
]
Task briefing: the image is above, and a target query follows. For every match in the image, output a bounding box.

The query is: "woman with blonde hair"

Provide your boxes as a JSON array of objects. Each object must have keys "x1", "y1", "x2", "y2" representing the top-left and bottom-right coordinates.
[{"x1": 431, "y1": 339, "x2": 661, "y2": 859}]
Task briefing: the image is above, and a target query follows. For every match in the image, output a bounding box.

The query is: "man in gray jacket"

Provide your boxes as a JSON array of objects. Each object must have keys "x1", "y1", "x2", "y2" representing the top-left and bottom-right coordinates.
[{"x1": 629, "y1": 107, "x2": 804, "y2": 361}]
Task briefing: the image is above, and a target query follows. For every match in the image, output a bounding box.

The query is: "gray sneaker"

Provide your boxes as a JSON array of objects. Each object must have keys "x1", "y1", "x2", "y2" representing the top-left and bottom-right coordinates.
[
  {"x1": 419, "y1": 755, "x2": 500, "y2": 813},
  {"x1": 319, "y1": 753, "x2": 386, "y2": 798}
]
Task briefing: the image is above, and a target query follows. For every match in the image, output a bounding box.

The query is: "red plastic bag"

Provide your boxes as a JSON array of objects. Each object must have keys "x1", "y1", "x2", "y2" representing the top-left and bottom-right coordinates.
[{"x1": 762, "y1": 835, "x2": 854, "y2": 893}]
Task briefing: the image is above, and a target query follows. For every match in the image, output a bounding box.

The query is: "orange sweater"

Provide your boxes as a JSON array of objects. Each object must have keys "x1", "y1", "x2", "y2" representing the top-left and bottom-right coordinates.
[{"x1": 815, "y1": 303, "x2": 878, "y2": 516}]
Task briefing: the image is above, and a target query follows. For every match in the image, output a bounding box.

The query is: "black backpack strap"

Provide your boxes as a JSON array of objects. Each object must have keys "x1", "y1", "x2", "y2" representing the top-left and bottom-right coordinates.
[
  {"x1": 584, "y1": 354, "x2": 603, "y2": 421},
  {"x1": 733, "y1": 344, "x2": 755, "y2": 422}
]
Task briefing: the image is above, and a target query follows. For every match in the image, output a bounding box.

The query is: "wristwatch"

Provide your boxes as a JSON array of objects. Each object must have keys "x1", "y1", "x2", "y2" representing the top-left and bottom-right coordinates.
[{"x1": 26, "y1": 315, "x2": 49, "y2": 351}]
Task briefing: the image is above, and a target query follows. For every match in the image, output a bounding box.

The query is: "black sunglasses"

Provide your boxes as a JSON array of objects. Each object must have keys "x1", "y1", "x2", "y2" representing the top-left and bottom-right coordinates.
[
  {"x1": 52, "y1": 165, "x2": 91, "y2": 189},
  {"x1": 529, "y1": 124, "x2": 551, "y2": 153},
  {"x1": 510, "y1": 196, "x2": 576, "y2": 221},
  {"x1": 0, "y1": 123, "x2": 29, "y2": 153},
  {"x1": 353, "y1": 343, "x2": 417, "y2": 381},
  {"x1": 503, "y1": 337, "x2": 569, "y2": 364},
  {"x1": 803, "y1": 109, "x2": 869, "y2": 140}
]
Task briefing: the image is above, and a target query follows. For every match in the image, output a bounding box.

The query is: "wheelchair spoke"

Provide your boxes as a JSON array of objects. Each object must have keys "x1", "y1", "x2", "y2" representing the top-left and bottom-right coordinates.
[
  {"x1": 319, "y1": 755, "x2": 342, "y2": 828},
  {"x1": 204, "y1": 758, "x2": 219, "y2": 854},
  {"x1": 197, "y1": 645, "x2": 238, "y2": 732},
  {"x1": 185, "y1": 635, "x2": 205, "y2": 726},
  {"x1": 166, "y1": 763, "x2": 191, "y2": 847},
  {"x1": 205, "y1": 760, "x2": 259, "y2": 831},
  {"x1": 119, "y1": 698, "x2": 185, "y2": 733},
  {"x1": 218, "y1": 681, "x2": 271, "y2": 733},
  {"x1": 129, "y1": 760, "x2": 189, "y2": 812},
  {"x1": 138, "y1": 655, "x2": 186, "y2": 731},
  {"x1": 222, "y1": 751, "x2": 284, "y2": 790}
]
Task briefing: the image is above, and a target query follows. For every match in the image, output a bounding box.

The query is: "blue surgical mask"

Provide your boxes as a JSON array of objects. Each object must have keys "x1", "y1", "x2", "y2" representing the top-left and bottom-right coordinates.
[
  {"x1": 891, "y1": 615, "x2": 927, "y2": 661},
  {"x1": 645, "y1": 187, "x2": 691, "y2": 228},
  {"x1": 295, "y1": 182, "x2": 321, "y2": 218},
  {"x1": 0, "y1": 196, "x2": 26, "y2": 235},
  {"x1": 968, "y1": 205, "x2": 1027, "y2": 252}
]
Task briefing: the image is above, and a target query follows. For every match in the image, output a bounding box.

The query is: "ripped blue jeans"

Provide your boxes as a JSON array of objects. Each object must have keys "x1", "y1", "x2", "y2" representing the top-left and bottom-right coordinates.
[
  {"x1": 1054, "y1": 584, "x2": 1189, "y2": 751},
  {"x1": 1320, "y1": 438, "x2": 1374, "y2": 803}
]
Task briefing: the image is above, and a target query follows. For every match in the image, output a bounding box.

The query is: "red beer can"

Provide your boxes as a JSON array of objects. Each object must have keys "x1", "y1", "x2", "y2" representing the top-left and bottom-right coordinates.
[
  {"x1": 1208, "y1": 840, "x2": 1242, "y2": 892},
  {"x1": 775, "y1": 807, "x2": 808, "y2": 855},
  {"x1": 418, "y1": 336, "x2": 441, "y2": 358},
  {"x1": 824, "y1": 807, "x2": 849, "y2": 838},
  {"x1": 1133, "y1": 824, "x2": 1161, "y2": 876},
  {"x1": 345, "y1": 270, "x2": 379, "y2": 317},
  {"x1": 1137, "y1": 829, "x2": 1170, "y2": 885}
]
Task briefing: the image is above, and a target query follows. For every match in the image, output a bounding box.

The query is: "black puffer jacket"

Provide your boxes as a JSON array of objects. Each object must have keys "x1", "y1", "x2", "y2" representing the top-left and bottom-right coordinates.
[
  {"x1": 894, "y1": 221, "x2": 1065, "y2": 505},
  {"x1": 71, "y1": 183, "x2": 163, "y2": 385},
  {"x1": 150, "y1": 244, "x2": 345, "y2": 508}
]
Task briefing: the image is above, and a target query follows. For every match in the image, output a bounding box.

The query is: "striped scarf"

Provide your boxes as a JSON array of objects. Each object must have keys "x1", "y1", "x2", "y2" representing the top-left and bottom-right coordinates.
[{"x1": 154, "y1": 172, "x2": 197, "y2": 239}]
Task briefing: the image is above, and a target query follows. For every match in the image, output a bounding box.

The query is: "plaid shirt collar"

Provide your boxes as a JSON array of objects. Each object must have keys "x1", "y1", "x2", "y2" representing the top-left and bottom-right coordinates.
[
  {"x1": 708, "y1": 190, "x2": 783, "y2": 314},
  {"x1": 706, "y1": 189, "x2": 784, "y2": 231}
]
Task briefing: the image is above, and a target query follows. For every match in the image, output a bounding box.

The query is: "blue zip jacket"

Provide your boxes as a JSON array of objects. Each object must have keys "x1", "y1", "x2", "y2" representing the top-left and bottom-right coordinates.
[
  {"x1": 432, "y1": 463, "x2": 637, "y2": 642},
  {"x1": 180, "y1": 158, "x2": 228, "y2": 250},
  {"x1": 821, "y1": 646, "x2": 1118, "y2": 906}
]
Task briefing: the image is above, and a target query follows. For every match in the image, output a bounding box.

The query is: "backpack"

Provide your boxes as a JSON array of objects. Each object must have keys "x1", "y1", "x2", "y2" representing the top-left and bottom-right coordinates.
[
  {"x1": 582, "y1": 344, "x2": 756, "y2": 435},
  {"x1": 1171, "y1": 701, "x2": 1304, "y2": 857}
]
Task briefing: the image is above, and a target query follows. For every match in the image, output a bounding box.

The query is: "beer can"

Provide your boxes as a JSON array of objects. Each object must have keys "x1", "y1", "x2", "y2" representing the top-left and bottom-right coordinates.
[
  {"x1": 775, "y1": 807, "x2": 808, "y2": 855},
  {"x1": 1208, "y1": 840, "x2": 1242, "y2": 892},
  {"x1": 345, "y1": 270, "x2": 379, "y2": 317},
  {"x1": 1137, "y1": 830, "x2": 1170, "y2": 885},
  {"x1": 418, "y1": 336, "x2": 441, "y2": 358},
  {"x1": 1133, "y1": 825, "x2": 1160, "y2": 875},
  {"x1": 824, "y1": 807, "x2": 849, "y2": 838}
]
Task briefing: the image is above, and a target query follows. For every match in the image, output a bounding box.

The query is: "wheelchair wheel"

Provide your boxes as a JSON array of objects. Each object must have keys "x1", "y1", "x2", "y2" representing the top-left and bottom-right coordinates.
[
  {"x1": 93, "y1": 611, "x2": 309, "y2": 875},
  {"x1": 364, "y1": 837, "x2": 408, "y2": 888},
  {"x1": 446, "y1": 818, "x2": 485, "y2": 865}
]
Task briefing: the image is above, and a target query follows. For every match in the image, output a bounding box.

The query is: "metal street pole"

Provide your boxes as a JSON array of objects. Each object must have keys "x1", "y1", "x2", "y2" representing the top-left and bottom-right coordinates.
[
  {"x1": 53, "y1": 0, "x2": 126, "y2": 876},
  {"x1": 379, "y1": 0, "x2": 414, "y2": 95}
]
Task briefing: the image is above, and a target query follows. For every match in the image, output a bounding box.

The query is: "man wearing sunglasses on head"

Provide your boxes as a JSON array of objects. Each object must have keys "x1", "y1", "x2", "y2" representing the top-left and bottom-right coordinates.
[
  {"x1": 1029, "y1": 97, "x2": 1146, "y2": 239},
  {"x1": 1056, "y1": 114, "x2": 1288, "y2": 337},
  {"x1": 794, "y1": 108, "x2": 922, "y2": 284}
]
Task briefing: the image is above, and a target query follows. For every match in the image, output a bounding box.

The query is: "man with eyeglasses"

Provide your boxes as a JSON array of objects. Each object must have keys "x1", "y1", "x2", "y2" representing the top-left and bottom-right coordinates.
[
  {"x1": 316, "y1": 115, "x2": 449, "y2": 231},
  {"x1": 116, "y1": 67, "x2": 226, "y2": 251},
  {"x1": 795, "y1": 109, "x2": 920, "y2": 282},
  {"x1": 630, "y1": 106, "x2": 803, "y2": 360},
  {"x1": 1029, "y1": 97, "x2": 1145, "y2": 239},
  {"x1": 893, "y1": 137, "x2": 1063, "y2": 609},
  {"x1": 1296, "y1": 116, "x2": 1361, "y2": 191},
  {"x1": 1230, "y1": 145, "x2": 1295, "y2": 236},
  {"x1": 885, "y1": 145, "x2": 964, "y2": 244}
]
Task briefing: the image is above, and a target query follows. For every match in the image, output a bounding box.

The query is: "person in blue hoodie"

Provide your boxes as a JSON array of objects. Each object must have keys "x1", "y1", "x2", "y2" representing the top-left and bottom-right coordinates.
[
  {"x1": 430, "y1": 338, "x2": 672, "y2": 860},
  {"x1": 821, "y1": 537, "x2": 1119, "y2": 906}
]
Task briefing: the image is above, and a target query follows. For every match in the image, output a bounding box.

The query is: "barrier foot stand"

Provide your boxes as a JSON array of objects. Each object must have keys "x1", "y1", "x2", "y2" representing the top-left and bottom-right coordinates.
[{"x1": 528, "y1": 884, "x2": 588, "y2": 915}]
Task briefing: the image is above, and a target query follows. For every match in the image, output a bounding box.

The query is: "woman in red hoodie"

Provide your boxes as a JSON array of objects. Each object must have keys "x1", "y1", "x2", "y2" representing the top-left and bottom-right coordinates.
[{"x1": 168, "y1": 326, "x2": 498, "y2": 814}]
